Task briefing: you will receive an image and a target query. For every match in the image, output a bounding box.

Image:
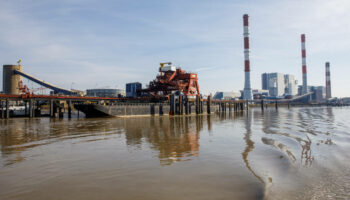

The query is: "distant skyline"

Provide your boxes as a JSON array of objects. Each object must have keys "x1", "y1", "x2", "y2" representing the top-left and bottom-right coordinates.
[{"x1": 1, "y1": 0, "x2": 350, "y2": 97}]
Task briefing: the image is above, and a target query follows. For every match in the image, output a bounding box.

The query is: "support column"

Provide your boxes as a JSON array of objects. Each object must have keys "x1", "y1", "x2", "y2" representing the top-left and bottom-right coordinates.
[
  {"x1": 275, "y1": 101, "x2": 278, "y2": 110},
  {"x1": 170, "y1": 94, "x2": 175, "y2": 115},
  {"x1": 68, "y1": 100, "x2": 72, "y2": 118},
  {"x1": 229, "y1": 102, "x2": 232, "y2": 112},
  {"x1": 185, "y1": 99, "x2": 189, "y2": 115},
  {"x1": 196, "y1": 96, "x2": 200, "y2": 114},
  {"x1": 35, "y1": 100, "x2": 41, "y2": 117},
  {"x1": 159, "y1": 104, "x2": 163, "y2": 115},
  {"x1": 261, "y1": 99, "x2": 264, "y2": 111},
  {"x1": 23, "y1": 101, "x2": 27, "y2": 116},
  {"x1": 59, "y1": 103, "x2": 64, "y2": 118},
  {"x1": 150, "y1": 104, "x2": 155, "y2": 115},
  {"x1": 207, "y1": 96, "x2": 211, "y2": 114},
  {"x1": 50, "y1": 99, "x2": 54, "y2": 118},
  {"x1": 179, "y1": 95, "x2": 183, "y2": 115},
  {"x1": 1, "y1": 101, "x2": 4, "y2": 119},
  {"x1": 29, "y1": 99, "x2": 33, "y2": 118}
]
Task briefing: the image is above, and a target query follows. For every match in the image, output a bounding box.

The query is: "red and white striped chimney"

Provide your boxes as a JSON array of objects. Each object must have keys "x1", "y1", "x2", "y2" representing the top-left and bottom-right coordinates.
[
  {"x1": 301, "y1": 34, "x2": 308, "y2": 94},
  {"x1": 325, "y1": 62, "x2": 332, "y2": 98},
  {"x1": 242, "y1": 14, "x2": 252, "y2": 100}
]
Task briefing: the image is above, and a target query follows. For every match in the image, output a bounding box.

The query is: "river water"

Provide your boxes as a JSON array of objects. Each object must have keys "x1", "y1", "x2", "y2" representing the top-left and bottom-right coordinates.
[{"x1": 0, "y1": 107, "x2": 349, "y2": 200}]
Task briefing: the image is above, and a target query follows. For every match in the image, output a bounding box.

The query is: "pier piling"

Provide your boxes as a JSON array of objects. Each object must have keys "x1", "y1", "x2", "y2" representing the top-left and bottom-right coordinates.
[
  {"x1": 275, "y1": 101, "x2": 278, "y2": 110},
  {"x1": 170, "y1": 94, "x2": 175, "y2": 115},
  {"x1": 207, "y1": 96, "x2": 211, "y2": 114},
  {"x1": 1, "y1": 101, "x2": 3, "y2": 119},
  {"x1": 50, "y1": 100, "x2": 54, "y2": 118},
  {"x1": 58, "y1": 103, "x2": 63, "y2": 118},
  {"x1": 196, "y1": 96, "x2": 200, "y2": 114},
  {"x1": 68, "y1": 100, "x2": 72, "y2": 118},
  {"x1": 5, "y1": 99, "x2": 9, "y2": 118},
  {"x1": 159, "y1": 104, "x2": 163, "y2": 115},
  {"x1": 29, "y1": 99, "x2": 33, "y2": 118}
]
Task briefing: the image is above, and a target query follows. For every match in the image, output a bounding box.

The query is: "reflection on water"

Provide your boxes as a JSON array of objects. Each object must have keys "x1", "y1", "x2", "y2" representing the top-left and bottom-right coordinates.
[{"x1": 1, "y1": 107, "x2": 350, "y2": 199}]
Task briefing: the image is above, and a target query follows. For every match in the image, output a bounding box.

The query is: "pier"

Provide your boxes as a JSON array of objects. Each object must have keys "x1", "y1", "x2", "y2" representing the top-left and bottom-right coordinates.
[{"x1": 0, "y1": 93, "x2": 250, "y2": 118}]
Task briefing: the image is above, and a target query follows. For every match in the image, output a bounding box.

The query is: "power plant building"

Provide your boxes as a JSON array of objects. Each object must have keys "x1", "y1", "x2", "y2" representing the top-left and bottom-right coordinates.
[
  {"x1": 262, "y1": 73, "x2": 285, "y2": 97},
  {"x1": 262, "y1": 73, "x2": 297, "y2": 97},
  {"x1": 284, "y1": 74, "x2": 297, "y2": 96},
  {"x1": 126, "y1": 82, "x2": 142, "y2": 98},
  {"x1": 213, "y1": 91, "x2": 241, "y2": 100},
  {"x1": 86, "y1": 88, "x2": 125, "y2": 97}
]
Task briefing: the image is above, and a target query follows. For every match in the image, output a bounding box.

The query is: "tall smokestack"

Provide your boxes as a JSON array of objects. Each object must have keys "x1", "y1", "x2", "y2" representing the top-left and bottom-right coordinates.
[
  {"x1": 301, "y1": 34, "x2": 308, "y2": 94},
  {"x1": 242, "y1": 14, "x2": 252, "y2": 100},
  {"x1": 325, "y1": 62, "x2": 332, "y2": 98}
]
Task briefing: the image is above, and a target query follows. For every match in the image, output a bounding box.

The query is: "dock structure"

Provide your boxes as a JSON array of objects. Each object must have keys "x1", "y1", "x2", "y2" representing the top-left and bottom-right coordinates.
[
  {"x1": 0, "y1": 93, "x2": 249, "y2": 118},
  {"x1": 1, "y1": 93, "x2": 348, "y2": 119}
]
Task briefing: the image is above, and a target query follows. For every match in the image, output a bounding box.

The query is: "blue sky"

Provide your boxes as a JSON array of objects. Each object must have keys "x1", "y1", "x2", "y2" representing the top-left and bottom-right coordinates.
[{"x1": 1, "y1": 0, "x2": 350, "y2": 97}]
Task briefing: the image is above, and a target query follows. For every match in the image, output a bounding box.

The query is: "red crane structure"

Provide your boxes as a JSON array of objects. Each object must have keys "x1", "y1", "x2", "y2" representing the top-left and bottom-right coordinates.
[{"x1": 140, "y1": 62, "x2": 200, "y2": 99}]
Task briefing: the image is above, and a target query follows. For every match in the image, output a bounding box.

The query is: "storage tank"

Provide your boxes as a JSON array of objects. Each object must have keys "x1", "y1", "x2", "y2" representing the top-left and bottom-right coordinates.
[{"x1": 3, "y1": 65, "x2": 23, "y2": 94}]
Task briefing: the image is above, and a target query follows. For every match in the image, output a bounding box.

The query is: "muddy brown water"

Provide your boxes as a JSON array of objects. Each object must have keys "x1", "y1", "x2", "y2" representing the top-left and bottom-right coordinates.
[{"x1": 0, "y1": 107, "x2": 349, "y2": 200}]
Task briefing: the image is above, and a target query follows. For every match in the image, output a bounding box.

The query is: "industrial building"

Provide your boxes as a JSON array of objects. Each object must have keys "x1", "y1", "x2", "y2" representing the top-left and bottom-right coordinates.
[
  {"x1": 284, "y1": 74, "x2": 298, "y2": 95},
  {"x1": 86, "y1": 88, "x2": 125, "y2": 98},
  {"x1": 262, "y1": 73, "x2": 297, "y2": 97},
  {"x1": 310, "y1": 86, "x2": 325, "y2": 102},
  {"x1": 252, "y1": 89, "x2": 269, "y2": 99},
  {"x1": 126, "y1": 82, "x2": 142, "y2": 98},
  {"x1": 213, "y1": 91, "x2": 241, "y2": 100},
  {"x1": 3, "y1": 64, "x2": 23, "y2": 94},
  {"x1": 262, "y1": 73, "x2": 285, "y2": 97},
  {"x1": 298, "y1": 85, "x2": 326, "y2": 103}
]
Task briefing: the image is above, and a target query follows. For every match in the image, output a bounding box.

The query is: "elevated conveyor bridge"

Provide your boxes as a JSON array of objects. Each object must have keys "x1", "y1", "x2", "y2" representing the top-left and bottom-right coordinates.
[{"x1": 13, "y1": 70, "x2": 76, "y2": 95}]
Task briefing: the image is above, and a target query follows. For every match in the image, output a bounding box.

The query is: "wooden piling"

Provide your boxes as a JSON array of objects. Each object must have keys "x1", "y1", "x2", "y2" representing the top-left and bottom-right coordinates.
[
  {"x1": 59, "y1": 103, "x2": 64, "y2": 118},
  {"x1": 50, "y1": 100, "x2": 54, "y2": 118},
  {"x1": 29, "y1": 99, "x2": 33, "y2": 118},
  {"x1": 196, "y1": 95, "x2": 200, "y2": 114},
  {"x1": 179, "y1": 96, "x2": 183, "y2": 115},
  {"x1": 185, "y1": 99, "x2": 189, "y2": 115},
  {"x1": 200, "y1": 100, "x2": 203, "y2": 114},
  {"x1": 1, "y1": 101, "x2": 3, "y2": 119},
  {"x1": 170, "y1": 94, "x2": 175, "y2": 115},
  {"x1": 261, "y1": 99, "x2": 264, "y2": 111},
  {"x1": 159, "y1": 104, "x2": 164, "y2": 115},
  {"x1": 150, "y1": 104, "x2": 155, "y2": 115},
  {"x1": 275, "y1": 101, "x2": 278, "y2": 110},
  {"x1": 35, "y1": 100, "x2": 41, "y2": 117},
  {"x1": 68, "y1": 100, "x2": 72, "y2": 118},
  {"x1": 207, "y1": 95, "x2": 211, "y2": 114},
  {"x1": 5, "y1": 99, "x2": 9, "y2": 118}
]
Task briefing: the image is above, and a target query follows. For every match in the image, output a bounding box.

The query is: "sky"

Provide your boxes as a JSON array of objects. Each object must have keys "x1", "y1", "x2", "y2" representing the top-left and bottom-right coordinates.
[{"x1": 0, "y1": 0, "x2": 350, "y2": 97}]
